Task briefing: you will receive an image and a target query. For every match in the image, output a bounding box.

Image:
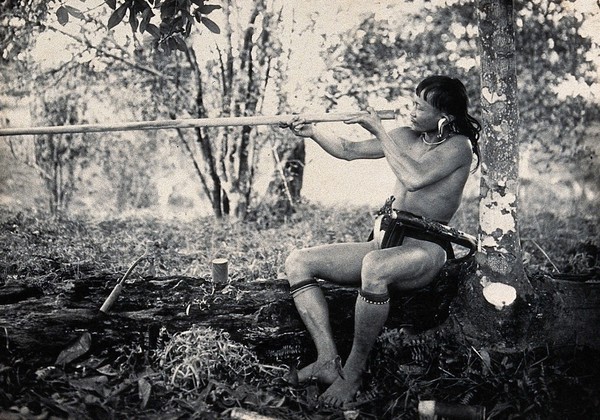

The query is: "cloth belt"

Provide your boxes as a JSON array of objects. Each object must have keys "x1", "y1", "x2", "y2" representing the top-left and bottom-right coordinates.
[{"x1": 372, "y1": 199, "x2": 477, "y2": 262}]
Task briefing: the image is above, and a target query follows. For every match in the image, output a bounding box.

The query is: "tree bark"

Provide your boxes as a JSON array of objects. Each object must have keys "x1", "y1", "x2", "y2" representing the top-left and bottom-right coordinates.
[
  {"x1": 454, "y1": 0, "x2": 534, "y2": 349},
  {"x1": 262, "y1": 137, "x2": 305, "y2": 217}
]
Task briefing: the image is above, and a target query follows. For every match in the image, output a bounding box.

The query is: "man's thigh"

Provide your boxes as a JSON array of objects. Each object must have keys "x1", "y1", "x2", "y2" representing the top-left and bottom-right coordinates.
[
  {"x1": 368, "y1": 239, "x2": 447, "y2": 291},
  {"x1": 297, "y1": 241, "x2": 377, "y2": 286}
]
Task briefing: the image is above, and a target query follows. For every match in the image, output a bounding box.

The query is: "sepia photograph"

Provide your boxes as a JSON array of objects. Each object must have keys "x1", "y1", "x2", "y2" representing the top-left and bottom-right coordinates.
[{"x1": 1, "y1": 0, "x2": 599, "y2": 418}]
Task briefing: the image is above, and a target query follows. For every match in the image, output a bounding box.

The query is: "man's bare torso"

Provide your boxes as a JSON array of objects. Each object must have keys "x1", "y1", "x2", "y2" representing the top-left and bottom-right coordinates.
[{"x1": 385, "y1": 127, "x2": 472, "y2": 224}]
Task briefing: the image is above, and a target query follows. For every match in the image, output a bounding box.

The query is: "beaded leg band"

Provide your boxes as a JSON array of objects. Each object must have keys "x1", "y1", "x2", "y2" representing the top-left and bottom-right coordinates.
[
  {"x1": 290, "y1": 278, "x2": 320, "y2": 298},
  {"x1": 359, "y1": 289, "x2": 390, "y2": 305}
]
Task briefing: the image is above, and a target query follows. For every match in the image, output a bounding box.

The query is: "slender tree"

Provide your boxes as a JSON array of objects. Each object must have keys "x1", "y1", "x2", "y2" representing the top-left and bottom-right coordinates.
[
  {"x1": 156, "y1": 0, "x2": 300, "y2": 218},
  {"x1": 452, "y1": 0, "x2": 533, "y2": 347},
  {"x1": 31, "y1": 91, "x2": 90, "y2": 215}
]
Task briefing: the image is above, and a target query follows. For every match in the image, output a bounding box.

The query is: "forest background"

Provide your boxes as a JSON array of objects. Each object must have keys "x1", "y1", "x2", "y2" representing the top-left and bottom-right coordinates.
[
  {"x1": 1, "y1": 0, "x2": 598, "y2": 222},
  {"x1": 1, "y1": 1, "x2": 600, "y2": 419}
]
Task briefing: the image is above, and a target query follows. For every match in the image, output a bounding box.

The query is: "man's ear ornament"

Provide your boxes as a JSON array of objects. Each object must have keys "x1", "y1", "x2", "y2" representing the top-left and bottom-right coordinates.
[{"x1": 437, "y1": 114, "x2": 455, "y2": 139}]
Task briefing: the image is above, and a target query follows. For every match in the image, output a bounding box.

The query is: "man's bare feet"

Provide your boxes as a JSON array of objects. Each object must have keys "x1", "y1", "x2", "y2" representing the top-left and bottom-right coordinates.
[
  {"x1": 319, "y1": 367, "x2": 362, "y2": 408},
  {"x1": 297, "y1": 356, "x2": 343, "y2": 384}
]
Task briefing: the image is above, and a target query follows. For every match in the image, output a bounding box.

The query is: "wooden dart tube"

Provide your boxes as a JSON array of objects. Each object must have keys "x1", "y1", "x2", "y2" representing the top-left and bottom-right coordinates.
[{"x1": 0, "y1": 110, "x2": 398, "y2": 137}]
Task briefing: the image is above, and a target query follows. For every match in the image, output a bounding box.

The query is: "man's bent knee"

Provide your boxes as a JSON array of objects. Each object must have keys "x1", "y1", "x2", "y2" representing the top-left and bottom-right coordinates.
[
  {"x1": 285, "y1": 249, "x2": 314, "y2": 282},
  {"x1": 360, "y1": 252, "x2": 392, "y2": 293},
  {"x1": 360, "y1": 248, "x2": 440, "y2": 293}
]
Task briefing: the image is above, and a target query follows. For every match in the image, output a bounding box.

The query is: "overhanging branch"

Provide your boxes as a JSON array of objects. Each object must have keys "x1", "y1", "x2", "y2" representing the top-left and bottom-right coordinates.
[{"x1": 46, "y1": 24, "x2": 174, "y2": 82}]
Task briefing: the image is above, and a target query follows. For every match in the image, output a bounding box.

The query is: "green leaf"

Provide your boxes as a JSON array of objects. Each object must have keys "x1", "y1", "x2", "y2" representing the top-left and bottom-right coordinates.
[
  {"x1": 55, "y1": 332, "x2": 92, "y2": 366},
  {"x1": 200, "y1": 4, "x2": 221, "y2": 14},
  {"x1": 64, "y1": 5, "x2": 85, "y2": 20},
  {"x1": 56, "y1": 6, "x2": 69, "y2": 25},
  {"x1": 107, "y1": 2, "x2": 129, "y2": 29},
  {"x1": 139, "y1": 8, "x2": 153, "y2": 33},
  {"x1": 174, "y1": 35, "x2": 187, "y2": 52},
  {"x1": 146, "y1": 23, "x2": 161, "y2": 38},
  {"x1": 201, "y1": 16, "x2": 219, "y2": 34},
  {"x1": 129, "y1": 8, "x2": 139, "y2": 32},
  {"x1": 105, "y1": 0, "x2": 117, "y2": 10}
]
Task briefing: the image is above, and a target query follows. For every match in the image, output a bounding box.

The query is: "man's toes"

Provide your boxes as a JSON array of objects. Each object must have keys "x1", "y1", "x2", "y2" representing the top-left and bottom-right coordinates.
[{"x1": 319, "y1": 393, "x2": 340, "y2": 408}]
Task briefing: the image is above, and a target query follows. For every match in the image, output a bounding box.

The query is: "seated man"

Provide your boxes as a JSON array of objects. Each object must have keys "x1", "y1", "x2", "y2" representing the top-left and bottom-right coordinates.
[{"x1": 284, "y1": 75, "x2": 481, "y2": 407}]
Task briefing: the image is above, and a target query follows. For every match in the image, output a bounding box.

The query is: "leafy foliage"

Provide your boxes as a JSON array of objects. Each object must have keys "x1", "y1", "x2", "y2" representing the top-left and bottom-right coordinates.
[
  {"x1": 367, "y1": 328, "x2": 600, "y2": 419},
  {"x1": 131, "y1": 0, "x2": 301, "y2": 219},
  {"x1": 103, "y1": 0, "x2": 221, "y2": 54},
  {"x1": 26, "y1": 92, "x2": 92, "y2": 215},
  {"x1": 321, "y1": 1, "x2": 599, "y2": 183},
  {"x1": 52, "y1": 0, "x2": 222, "y2": 55},
  {"x1": 96, "y1": 136, "x2": 161, "y2": 212},
  {"x1": 39, "y1": 0, "x2": 301, "y2": 219},
  {"x1": 55, "y1": 4, "x2": 85, "y2": 25},
  {"x1": 320, "y1": 5, "x2": 480, "y2": 109},
  {"x1": 0, "y1": 1, "x2": 51, "y2": 65},
  {"x1": 5, "y1": 63, "x2": 169, "y2": 215},
  {"x1": 515, "y1": 1, "x2": 600, "y2": 174}
]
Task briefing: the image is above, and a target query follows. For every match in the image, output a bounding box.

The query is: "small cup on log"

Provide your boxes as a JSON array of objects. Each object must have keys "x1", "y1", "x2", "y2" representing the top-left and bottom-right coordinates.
[{"x1": 211, "y1": 258, "x2": 228, "y2": 283}]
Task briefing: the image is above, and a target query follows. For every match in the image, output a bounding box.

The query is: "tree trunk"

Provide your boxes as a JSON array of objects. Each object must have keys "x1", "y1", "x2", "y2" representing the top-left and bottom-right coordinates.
[
  {"x1": 453, "y1": 0, "x2": 534, "y2": 349},
  {"x1": 262, "y1": 137, "x2": 305, "y2": 217},
  {"x1": 177, "y1": 0, "x2": 287, "y2": 220}
]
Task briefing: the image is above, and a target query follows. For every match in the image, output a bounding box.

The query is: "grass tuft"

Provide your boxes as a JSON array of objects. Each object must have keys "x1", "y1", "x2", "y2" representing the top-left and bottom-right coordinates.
[{"x1": 158, "y1": 326, "x2": 259, "y2": 392}]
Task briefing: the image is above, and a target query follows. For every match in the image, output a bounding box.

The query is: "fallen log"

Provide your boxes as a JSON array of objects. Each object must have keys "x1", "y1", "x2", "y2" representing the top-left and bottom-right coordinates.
[
  {"x1": 0, "y1": 261, "x2": 464, "y2": 369},
  {"x1": 0, "y1": 284, "x2": 43, "y2": 304}
]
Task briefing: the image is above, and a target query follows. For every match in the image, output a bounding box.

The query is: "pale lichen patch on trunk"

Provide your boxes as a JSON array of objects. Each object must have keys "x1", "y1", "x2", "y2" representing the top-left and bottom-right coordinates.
[
  {"x1": 479, "y1": 178, "x2": 517, "y2": 249},
  {"x1": 482, "y1": 282, "x2": 517, "y2": 309},
  {"x1": 482, "y1": 86, "x2": 507, "y2": 104}
]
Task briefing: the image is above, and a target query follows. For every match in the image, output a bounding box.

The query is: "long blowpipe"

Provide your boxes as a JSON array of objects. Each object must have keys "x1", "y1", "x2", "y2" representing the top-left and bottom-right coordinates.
[{"x1": 0, "y1": 110, "x2": 397, "y2": 137}]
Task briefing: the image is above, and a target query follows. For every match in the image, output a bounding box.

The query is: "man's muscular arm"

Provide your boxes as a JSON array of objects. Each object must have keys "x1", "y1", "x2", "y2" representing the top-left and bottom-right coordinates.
[
  {"x1": 311, "y1": 127, "x2": 384, "y2": 161},
  {"x1": 379, "y1": 127, "x2": 472, "y2": 191},
  {"x1": 289, "y1": 120, "x2": 384, "y2": 161},
  {"x1": 345, "y1": 111, "x2": 472, "y2": 191}
]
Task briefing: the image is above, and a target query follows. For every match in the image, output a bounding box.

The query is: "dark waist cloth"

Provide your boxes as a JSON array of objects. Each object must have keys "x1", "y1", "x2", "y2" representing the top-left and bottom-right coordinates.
[
  {"x1": 369, "y1": 197, "x2": 477, "y2": 261},
  {"x1": 378, "y1": 212, "x2": 455, "y2": 259}
]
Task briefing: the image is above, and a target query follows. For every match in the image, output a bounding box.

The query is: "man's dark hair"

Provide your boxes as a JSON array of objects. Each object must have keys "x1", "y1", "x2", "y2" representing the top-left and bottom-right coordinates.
[{"x1": 416, "y1": 75, "x2": 482, "y2": 169}]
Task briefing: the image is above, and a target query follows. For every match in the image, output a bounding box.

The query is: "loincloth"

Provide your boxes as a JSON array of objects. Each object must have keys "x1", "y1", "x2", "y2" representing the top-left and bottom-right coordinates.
[{"x1": 369, "y1": 197, "x2": 477, "y2": 262}]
